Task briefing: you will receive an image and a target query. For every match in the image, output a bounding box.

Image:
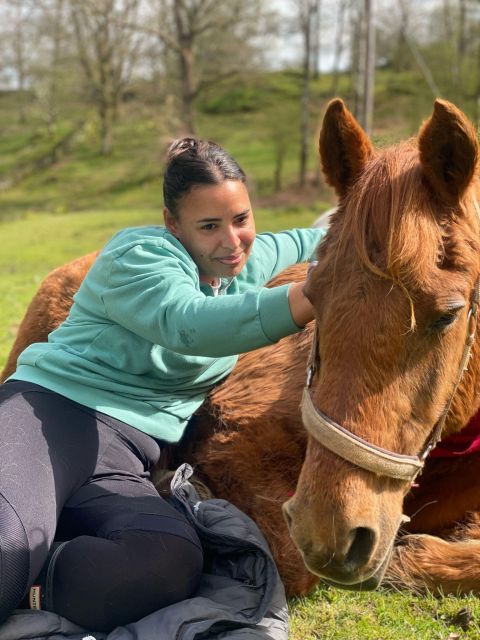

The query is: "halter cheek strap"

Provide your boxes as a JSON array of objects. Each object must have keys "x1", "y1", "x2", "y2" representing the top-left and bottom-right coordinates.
[{"x1": 301, "y1": 387, "x2": 424, "y2": 480}]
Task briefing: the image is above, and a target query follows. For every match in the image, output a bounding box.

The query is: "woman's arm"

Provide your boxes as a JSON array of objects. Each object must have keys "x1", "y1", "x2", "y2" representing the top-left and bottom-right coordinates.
[
  {"x1": 288, "y1": 282, "x2": 315, "y2": 327},
  {"x1": 238, "y1": 226, "x2": 327, "y2": 288},
  {"x1": 100, "y1": 244, "x2": 305, "y2": 358}
]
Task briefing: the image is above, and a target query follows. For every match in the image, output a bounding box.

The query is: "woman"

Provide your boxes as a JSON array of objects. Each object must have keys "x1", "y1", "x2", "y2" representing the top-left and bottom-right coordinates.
[{"x1": 0, "y1": 138, "x2": 326, "y2": 631}]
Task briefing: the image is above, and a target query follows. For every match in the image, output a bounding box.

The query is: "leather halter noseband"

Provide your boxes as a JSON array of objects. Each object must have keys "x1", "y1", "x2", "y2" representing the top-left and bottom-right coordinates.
[{"x1": 301, "y1": 199, "x2": 480, "y2": 483}]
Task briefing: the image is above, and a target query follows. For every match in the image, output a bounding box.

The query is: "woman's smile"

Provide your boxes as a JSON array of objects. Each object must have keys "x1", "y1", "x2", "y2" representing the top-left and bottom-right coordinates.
[{"x1": 216, "y1": 253, "x2": 243, "y2": 265}]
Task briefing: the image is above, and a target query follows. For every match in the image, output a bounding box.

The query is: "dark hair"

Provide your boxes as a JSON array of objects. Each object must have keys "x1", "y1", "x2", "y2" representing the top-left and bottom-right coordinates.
[{"x1": 163, "y1": 137, "x2": 246, "y2": 216}]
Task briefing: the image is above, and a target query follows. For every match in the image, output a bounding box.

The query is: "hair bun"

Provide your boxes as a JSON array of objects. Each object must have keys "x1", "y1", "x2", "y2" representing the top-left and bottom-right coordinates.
[{"x1": 166, "y1": 138, "x2": 198, "y2": 160}]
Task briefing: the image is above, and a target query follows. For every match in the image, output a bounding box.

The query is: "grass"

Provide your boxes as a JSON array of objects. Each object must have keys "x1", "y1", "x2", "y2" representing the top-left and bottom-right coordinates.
[
  {"x1": 0, "y1": 68, "x2": 453, "y2": 221},
  {"x1": 290, "y1": 586, "x2": 480, "y2": 639}
]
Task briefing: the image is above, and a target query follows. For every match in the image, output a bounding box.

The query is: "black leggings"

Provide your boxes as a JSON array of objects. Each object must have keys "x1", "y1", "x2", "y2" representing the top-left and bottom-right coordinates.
[{"x1": 0, "y1": 381, "x2": 203, "y2": 631}]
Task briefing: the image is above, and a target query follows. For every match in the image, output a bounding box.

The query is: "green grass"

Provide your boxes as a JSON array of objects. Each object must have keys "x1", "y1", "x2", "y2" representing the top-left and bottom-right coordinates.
[
  {"x1": 0, "y1": 68, "x2": 453, "y2": 221},
  {"x1": 290, "y1": 586, "x2": 480, "y2": 639},
  {"x1": 0, "y1": 209, "x2": 155, "y2": 366}
]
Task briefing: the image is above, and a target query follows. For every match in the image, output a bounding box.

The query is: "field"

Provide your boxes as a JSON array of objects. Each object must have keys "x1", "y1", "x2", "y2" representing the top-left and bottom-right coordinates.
[{"x1": 1, "y1": 69, "x2": 480, "y2": 638}]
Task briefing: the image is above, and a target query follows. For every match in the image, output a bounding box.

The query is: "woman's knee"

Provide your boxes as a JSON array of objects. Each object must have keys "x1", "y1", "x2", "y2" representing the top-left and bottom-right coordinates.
[
  {"x1": 121, "y1": 529, "x2": 204, "y2": 600},
  {"x1": 48, "y1": 529, "x2": 203, "y2": 631}
]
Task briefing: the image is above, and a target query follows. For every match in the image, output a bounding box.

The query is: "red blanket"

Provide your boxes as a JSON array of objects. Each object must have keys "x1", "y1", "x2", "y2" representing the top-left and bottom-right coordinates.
[{"x1": 430, "y1": 410, "x2": 480, "y2": 458}]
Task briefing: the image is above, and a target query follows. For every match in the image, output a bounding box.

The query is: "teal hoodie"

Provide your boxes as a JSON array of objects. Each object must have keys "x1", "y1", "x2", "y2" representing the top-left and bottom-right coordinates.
[{"x1": 12, "y1": 225, "x2": 326, "y2": 442}]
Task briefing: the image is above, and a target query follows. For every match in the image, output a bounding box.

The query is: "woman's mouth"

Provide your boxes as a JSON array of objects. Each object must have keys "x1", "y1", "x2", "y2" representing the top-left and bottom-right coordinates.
[{"x1": 216, "y1": 253, "x2": 243, "y2": 265}]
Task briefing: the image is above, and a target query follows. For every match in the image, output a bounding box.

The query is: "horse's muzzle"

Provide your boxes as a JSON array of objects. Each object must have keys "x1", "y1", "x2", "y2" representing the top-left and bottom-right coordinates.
[{"x1": 283, "y1": 498, "x2": 402, "y2": 589}]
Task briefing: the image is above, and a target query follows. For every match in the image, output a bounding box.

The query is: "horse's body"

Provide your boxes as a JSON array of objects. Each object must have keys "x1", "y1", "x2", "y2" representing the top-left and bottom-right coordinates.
[{"x1": 3, "y1": 99, "x2": 480, "y2": 597}]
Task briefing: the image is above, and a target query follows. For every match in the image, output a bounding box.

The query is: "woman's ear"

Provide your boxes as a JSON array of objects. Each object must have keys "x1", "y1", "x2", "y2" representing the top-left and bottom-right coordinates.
[{"x1": 164, "y1": 207, "x2": 178, "y2": 236}]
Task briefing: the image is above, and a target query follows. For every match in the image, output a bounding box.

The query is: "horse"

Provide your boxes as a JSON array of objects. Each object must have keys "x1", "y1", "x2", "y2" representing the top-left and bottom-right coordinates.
[{"x1": 2, "y1": 98, "x2": 480, "y2": 598}]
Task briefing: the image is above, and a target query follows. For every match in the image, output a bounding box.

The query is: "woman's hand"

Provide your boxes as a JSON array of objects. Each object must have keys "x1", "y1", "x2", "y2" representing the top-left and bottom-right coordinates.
[{"x1": 288, "y1": 282, "x2": 315, "y2": 328}]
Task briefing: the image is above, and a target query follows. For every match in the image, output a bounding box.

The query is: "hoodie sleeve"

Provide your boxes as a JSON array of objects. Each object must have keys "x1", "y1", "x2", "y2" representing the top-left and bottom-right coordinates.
[
  {"x1": 240, "y1": 227, "x2": 327, "y2": 287},
  {"x1": 101, "y1": 242, "x2": 302, "y2": 358}
]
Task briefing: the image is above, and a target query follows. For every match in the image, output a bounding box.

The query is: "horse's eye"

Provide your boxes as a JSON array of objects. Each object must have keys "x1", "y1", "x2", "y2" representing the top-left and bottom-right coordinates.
[{"x1": 429, "y1": 308, "x2": 463, "y2": 332}]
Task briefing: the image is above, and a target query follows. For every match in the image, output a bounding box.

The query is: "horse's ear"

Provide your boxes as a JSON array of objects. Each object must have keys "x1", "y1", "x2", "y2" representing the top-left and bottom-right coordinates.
[
  {"x1": 319, "y1": 99, "x2": 374, "y2": 197},
  {"x1": 419, "y1": 99, "x2": 479, "y2": 203}
]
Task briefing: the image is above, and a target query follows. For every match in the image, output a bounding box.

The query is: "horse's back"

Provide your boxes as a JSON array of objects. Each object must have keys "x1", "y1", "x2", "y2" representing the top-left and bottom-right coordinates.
[{"x1": 1, "y1": 251, "x2": 98, "y2": 382}]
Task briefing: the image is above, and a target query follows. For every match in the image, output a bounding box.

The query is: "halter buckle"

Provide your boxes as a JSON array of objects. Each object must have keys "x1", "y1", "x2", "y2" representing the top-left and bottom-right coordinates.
[
  {"x1": 467, "y1": 307, "x2": 478, "y2": 346},
  {"x1": 306, "y1": 366, "x2": 314, "y2": 388}
]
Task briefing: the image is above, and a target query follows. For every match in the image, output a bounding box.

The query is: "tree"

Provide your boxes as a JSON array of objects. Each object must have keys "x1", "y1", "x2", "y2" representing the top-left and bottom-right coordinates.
[
  {"x1": 349, "y1": 0, "x2": 363, "y2": 122},
  {"x1": 68, "y1": 0, "x2": 143, "y2": 155},
  {"x1": 2, "y1": 0, "x2": 37, "y2": 124},
  {"x1": 31, "y1": 0, "x2": 68, "y2": 135},
  {"x1": 297, "y1": 0, "x2": 322, "y2": 188},
  {"x1": 330, "y1": 0, "x2": 348, "y2": 95},
  {"x1": 363, "y1": 0, "x2": 375, "y2": 134},
  {"x1": 311, "y1": 0, "x2": 322, "y2": 79},
  {"x1": 349, "y1": 0, "x2": 375, "y2": 134},
  {"x1": 133, "y1": 0, "x2": 273, "y2": 134}
]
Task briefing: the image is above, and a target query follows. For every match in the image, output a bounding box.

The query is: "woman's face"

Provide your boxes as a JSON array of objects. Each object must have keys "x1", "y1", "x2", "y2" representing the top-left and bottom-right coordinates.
[{"x1": 164, "y1": 180, "x2": 256, "y2": 283}]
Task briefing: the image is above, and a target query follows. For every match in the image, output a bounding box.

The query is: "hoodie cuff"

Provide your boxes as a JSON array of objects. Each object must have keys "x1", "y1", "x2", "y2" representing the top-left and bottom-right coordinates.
[{"x1": 258, "y1": 284, "x2": 303, "y2": 343}]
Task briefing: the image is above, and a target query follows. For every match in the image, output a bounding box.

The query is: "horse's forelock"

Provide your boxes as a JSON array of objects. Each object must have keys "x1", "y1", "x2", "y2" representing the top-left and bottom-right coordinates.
[{"x1": 338, "y1": 143, "x2": 446, "y2": 291}]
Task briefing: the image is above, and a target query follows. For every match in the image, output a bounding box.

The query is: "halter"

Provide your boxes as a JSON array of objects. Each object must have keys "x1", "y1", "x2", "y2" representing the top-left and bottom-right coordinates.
[{"x1": 301, "y1": 198, "x2": 480, "y2": 483}]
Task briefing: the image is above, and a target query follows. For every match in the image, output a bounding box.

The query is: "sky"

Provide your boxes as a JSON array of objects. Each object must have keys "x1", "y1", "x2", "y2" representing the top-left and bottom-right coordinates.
[{"x1": 266, "y1": 0, "x2": 445, "y2": 71}]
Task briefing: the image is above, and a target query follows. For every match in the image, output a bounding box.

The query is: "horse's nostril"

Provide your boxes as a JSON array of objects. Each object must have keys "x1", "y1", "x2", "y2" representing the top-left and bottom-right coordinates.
[{"x1": 345, "y1": 527, "x2": 376, "y2": 570}]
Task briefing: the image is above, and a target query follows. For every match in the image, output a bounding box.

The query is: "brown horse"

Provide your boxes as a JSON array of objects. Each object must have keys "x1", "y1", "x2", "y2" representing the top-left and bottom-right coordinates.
[{"x1": 2, "y1": 99, "x2": 480, "y2": 597}]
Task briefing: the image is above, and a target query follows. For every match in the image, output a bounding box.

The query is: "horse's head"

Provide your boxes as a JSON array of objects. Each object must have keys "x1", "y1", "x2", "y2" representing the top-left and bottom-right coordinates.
[{"x1": 283, "y1": 99, "x2": 480, "y2": 589}]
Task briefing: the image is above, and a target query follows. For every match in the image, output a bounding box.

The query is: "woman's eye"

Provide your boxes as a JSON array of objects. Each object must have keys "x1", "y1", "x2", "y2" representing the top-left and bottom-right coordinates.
[{"x1": 201, "y1": 224, "x2": 216, "y2": 231}]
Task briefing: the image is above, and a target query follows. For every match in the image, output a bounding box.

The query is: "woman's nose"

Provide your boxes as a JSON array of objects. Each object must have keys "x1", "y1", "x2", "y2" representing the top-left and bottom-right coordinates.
[{"x1": 222, "y1": 228, "x2": 241, "y2": 250}]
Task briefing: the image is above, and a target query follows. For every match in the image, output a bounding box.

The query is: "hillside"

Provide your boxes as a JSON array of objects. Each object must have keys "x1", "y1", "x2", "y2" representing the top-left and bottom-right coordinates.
[{"x1": 0, "y1": 68, "x2": 449, "y2": 221}]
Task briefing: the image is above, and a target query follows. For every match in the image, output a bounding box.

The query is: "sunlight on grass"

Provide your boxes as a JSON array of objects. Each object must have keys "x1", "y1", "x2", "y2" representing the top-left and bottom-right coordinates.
[{"x1": 289, "y1": 585, "x2": 480, "y2": 639}]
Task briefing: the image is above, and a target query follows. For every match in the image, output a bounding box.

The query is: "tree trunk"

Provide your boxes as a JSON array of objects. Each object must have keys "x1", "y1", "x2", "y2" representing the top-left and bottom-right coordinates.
[
  {"x1": 47, "y1": 0, "x2": 65, "y2": 136},
  {"x1": 475, "y1": 32, "x2": 480, "y2": 127},
  {"x1": 173, "y1": 0, "x2": 196, "y2": 134},
  {"x1": 394, "y1": 0, "x2": 409, "y2": 72},
  {"x1": 100, "y1": 99, "x2": 113, "y2": 156},
  {"x1": 443, "y1": 0, "x2": 459, "y2": 91},
  {"x1": 351, "y1": 3, "x2": 364, "y2": 123},
  {"x1": 457, "y1": 0, "x2": 467, "y2": 99},
  {"x1": 179, "y1": 44, "x2": 196, "y2": 134},
  {"x1": 312, "y1": 0, "x2": 322, "y2": 79},
  {"x1": 363, "y1": 0, "x2": 375, "y2": 135},
  {"x1": 13, "y1": 8, "x2": 28, "y2": 125},
  {"x1": 331, "y1": 0, "x2": 347, "y2": 95},
  {"x1": 299, "y1": 3, "x2": 312, "y2": 188}
]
